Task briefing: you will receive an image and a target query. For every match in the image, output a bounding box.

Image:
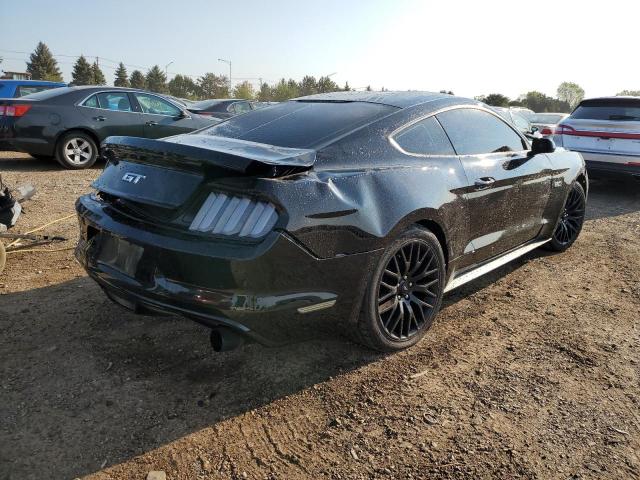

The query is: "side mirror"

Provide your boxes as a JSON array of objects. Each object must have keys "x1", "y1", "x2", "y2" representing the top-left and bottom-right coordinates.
[
  {"x1": 176, "y1": 110, "x2": 189, "y2": 119},
  {"x1": 530, "y1": 125, "x2": 539, "y2": 134},
  {"x1": 530, "y1": 137, "x2": 555, "y2": 155}
]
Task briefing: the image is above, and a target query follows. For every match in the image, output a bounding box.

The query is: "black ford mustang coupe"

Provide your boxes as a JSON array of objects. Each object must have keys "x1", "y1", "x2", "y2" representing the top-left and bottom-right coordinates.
[{"x1": 75, "y1": 92, "x2": 587, "y2": 352}]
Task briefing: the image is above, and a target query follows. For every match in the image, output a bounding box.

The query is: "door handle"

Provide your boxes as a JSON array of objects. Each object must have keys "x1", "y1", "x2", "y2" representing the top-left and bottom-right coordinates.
[
  {"x1": 93, "y1": 116, "x2": 106, "y2": 121},
  {"x1": 474, "y1": 177, "x2": 496, "y2": 189},
  {"x1": 146, "y1": 121, "x2": 158, "y2": 126}
]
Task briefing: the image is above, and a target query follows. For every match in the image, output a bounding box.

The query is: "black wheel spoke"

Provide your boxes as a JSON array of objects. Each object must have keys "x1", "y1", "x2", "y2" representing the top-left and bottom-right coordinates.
[
  {"x1": 553, "y1": 184, "x2": 585, "y2": 247},
  {"x1": 376, "y1": 238, "x2": 442, "y2": 341},
  {"x1": 413, "y1": 267, "x2": 438, "y2": 282},
  {"x1": 379, "y1": 290, "x2": 397, "y2": 304}
]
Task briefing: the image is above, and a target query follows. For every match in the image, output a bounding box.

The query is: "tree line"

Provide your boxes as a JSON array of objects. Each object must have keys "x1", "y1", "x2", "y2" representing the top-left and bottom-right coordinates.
[
  {"x1": 476, "y1": 82, "x2": 587, "y2": 113},
  {"x1": 21, "y1": 41, "x2": 640, "y2": 105}
]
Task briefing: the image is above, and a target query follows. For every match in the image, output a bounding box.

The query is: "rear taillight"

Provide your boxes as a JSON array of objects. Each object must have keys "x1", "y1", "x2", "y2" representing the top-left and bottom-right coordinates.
[
  {"x1": 189, "y1": 192, "x2": 278, "y2": 239},
  {"x1": 540, "y1": 127, "x2": 554, "y2": 135},
  {"x1": 1, "y1": 105, "x2": 32, "y2": 117},
  {"x1": 555, "y1": 124, "x2": 575, "y2": 135}
]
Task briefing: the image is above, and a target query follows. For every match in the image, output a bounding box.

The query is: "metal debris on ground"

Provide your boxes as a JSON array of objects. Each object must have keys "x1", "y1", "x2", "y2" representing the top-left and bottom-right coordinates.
[{"x1": 0, "y1": 175, "x2": 67, "y2": 274}]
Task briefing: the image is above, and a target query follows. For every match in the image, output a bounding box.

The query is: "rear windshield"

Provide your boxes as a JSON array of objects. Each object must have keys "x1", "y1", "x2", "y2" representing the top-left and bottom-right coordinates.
[
  {"x1": 201, "y1": 100, "x2": 398, "y2": 148},
  {"x1": 572, "y1": 101, "x2": 640, "y2": 121},
  {"x1": 530, "y1": 113, "x2": 565, "y2": 124},
  {"x1": 193, "y1": 100, "x2": 228, "y2": 111},
  {"x1": 15, "y1": 86, "x2": 70, "y2": 101}
]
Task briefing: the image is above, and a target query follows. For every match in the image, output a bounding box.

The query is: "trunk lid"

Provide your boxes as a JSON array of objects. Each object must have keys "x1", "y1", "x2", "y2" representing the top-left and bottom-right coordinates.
[
  {"x1": 93, "y1": 134, "x2": 315, "y2": 216},
  {"x1": 561, "y1": 118, "x2": 640, "y2": 156}
]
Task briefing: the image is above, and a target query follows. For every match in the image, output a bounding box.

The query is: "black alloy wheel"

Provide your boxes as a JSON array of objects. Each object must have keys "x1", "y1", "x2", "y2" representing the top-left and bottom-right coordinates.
[
  {"x1": 548, "y1": 182, "x2": 586, "y2": 251},
  {"x1": 357, "y1": 227, "x2": 445, "y2": 351},
  {"x1": 377, "y1": 241, "x2": 440, "y2": 340}
]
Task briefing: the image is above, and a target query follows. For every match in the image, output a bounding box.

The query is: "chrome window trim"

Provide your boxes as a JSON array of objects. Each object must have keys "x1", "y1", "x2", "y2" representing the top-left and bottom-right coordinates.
[
  {"x1": 76, "y1": 90, "x2": 186, "y2": 117},
  {"x1": 76, "y1": 90, "x2": 135, "y2": 113},
  {"x1": 389, "y1": 104, "x2": 530, "y2": 158}
]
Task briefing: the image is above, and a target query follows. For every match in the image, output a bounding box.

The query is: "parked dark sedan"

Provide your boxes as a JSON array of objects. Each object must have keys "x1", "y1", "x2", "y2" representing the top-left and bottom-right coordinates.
[
  {"x1": 75, "y1": 92, "x2": 587, "y2": 352},
  {"x1": 0, "y1": 86, "x2": 219, "y2": 169},
  {"x1": 188, "y1": 98, "x2": 256, "y2": 118}
]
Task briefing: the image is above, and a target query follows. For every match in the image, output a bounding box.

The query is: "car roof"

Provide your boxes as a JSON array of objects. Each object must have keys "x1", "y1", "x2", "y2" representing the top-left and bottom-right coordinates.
[
  {"x1": 64, "y1": 85, "x2": 150, "y2": 93},
  {"x1": 293, "y1": 91, "x2": 458, "y2": 109},
  {"x1": 583, "y1": 96, "x2": 640, "y2": 101},
  {"x1": 0, "y1": 79, "x2": 66, "y2": 86}
]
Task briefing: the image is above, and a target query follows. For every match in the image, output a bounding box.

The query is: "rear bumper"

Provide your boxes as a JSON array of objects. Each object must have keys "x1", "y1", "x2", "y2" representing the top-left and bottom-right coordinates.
[
  {"x1": 0, "y1": 123, "x2": 54, "y2": 156},
  {"x1": 75, "y1": 194, "x2": 380, "y2": 344},
  {"x1": 2, "y1": 137, "x2": 54, "y2": 156},
  {"x1": 575, "y1": 151, "x2": 640, "y2": 177}
]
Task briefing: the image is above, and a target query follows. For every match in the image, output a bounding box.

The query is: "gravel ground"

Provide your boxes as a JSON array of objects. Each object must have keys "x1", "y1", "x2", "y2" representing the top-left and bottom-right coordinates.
[{"x1": 1, "y1": 152, "x2": 639, "y2": 480}]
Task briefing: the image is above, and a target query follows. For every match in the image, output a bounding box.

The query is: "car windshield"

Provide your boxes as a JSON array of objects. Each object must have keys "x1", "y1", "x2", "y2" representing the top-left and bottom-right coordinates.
[
  {"x1": 201, "y1": 100, "x2": 397, "y2": 148},
  {"x1": 530, "y1": 113, "x2": 565, "y2": 124},
  {"x1": 572, "y1": 101, "x2": 640, "y2": 121}
]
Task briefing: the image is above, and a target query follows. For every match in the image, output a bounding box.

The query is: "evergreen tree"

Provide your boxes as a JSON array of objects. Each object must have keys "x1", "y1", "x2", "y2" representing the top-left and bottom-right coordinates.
[
  {"x1": 317, "y1": 76, "x2": 340, "y2": 93},
  {"x1": 343, "y1": 81, "x2": 351, "y2": 92},
  {"x1": 232, "y1": 81, "x2": 255, "y2": 100},
  {"x1": 129, "y1": 70, "x2": 146, "y2": 89},
  {"x1": 91, "y1": 62, "x2": 106, "y2": 85},
  {"x1": 272, "y1": 78, "x2": 298, "y2": 101},
  {"x1": 71, "y1": 55, "x2": 93, "y2": 85},
  {"x1": 286, "y1": 78, "x2": 300, "y2": 98},
  {"x1": 145, "y1": 65, "x2": 167, "y2": 93},
  {"x1": 197, "y1": 73, "x2": 228, "y2": 98},
  {"x1": 168, "y1": 74, "x2": 198, "y2": 98},
  {"x1": 26, "y1": 42, "x2": 62, "y2": 81},
  {"x1": 365, "y1": 85, "x2": 372, "y2": 92},
  {"x1": 114, "y1": 62, "x2": 129, "y2": 87},
  {"x1": 298, "y1": 76, "x2": 318, "y2": 96},
  {"x1": 257, "y1": 82, "x2": 272, "y2": 102}
]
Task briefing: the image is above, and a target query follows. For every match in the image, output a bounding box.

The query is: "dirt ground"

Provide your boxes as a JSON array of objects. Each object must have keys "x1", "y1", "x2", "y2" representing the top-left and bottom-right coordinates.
[{"x1": 1, "y1": 151, "x2": 639, "y2": 480}]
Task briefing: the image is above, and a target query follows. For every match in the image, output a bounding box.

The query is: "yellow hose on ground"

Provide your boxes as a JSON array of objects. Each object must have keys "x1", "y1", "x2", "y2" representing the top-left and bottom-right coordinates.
[
  {"x1": 6, "y1": 213, "x2": 75, "y2": 248},
  {"x1": 6, "y1": 246, "x2": 75, "y2": 255}
]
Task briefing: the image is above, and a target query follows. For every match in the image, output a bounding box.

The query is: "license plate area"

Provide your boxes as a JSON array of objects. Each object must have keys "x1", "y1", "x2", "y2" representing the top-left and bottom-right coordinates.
[{"x1": 96, "y1": 235, "x2": 145, "y2": 278}]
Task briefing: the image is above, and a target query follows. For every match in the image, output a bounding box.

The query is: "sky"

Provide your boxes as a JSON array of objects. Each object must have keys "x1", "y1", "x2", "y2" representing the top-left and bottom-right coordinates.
[{"x1": 1, "y1": 0, "x2": 639, "y2": 99}]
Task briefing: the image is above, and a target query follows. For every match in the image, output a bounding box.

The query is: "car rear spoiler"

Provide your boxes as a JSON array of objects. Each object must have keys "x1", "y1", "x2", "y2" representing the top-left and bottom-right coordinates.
[{"x1": 102, "y1": 135, "x2": 316, "y2": 176}]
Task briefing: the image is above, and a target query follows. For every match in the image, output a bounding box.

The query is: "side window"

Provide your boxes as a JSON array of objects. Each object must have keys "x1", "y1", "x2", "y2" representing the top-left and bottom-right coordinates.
[
  {"x1": 82, "y1": 95, "x2": 99, "y2": 108},
  {"x1": 437, "y1": 108, "x2": 526, "y2": 155},
  {"x1": 234, "y1": 102, "x2": 252, "y2": 114},
  {"x1": 393, "y1": 116, "x2": 455, "y2": 155},
  {"x1": 135, "y1": 93, "x2": 181, "y2": 116},
  {"x1": 97, "y1": 92, "x2": 132, "y2": 112}
]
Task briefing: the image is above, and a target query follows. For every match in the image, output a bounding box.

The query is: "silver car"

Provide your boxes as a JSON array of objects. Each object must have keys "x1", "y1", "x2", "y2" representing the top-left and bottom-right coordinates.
[
  {"x1": 529, "y1": 113, "x2": 569, "y2": 137},
  {"x1": 492, "y1": 107, "x2": 536, "y2": 137},
  {"x1": 554, "y1": 97, "x2": 640, "y2": 178}
]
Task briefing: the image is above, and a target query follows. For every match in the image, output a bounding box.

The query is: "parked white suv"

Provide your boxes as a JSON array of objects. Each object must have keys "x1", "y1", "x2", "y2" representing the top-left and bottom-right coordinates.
[{"x1": 555, "y1": 97, "x2": 640, "y2": 179}]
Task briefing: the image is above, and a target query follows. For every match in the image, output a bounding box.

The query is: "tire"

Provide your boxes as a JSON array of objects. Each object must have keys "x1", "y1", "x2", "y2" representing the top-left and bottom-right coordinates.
[
  {"x1": 356, "y1": 226, "x2": 446, "y2": 352},
  {"x1": 546, "y1": 181, "x2": 586, "y2": 252},
  {"x1": 0, "y1": 242, "x2": 6, "y2": 274},
  {"x1": 55, "y1": 131, "x2": 98, "y2": 169}
]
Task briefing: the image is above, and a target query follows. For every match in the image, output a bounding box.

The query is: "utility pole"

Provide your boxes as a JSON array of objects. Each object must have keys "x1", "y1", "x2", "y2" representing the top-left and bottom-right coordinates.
[
  {"x1": 218, "y1": 58, "x2": 231, "y2": 94},
  {"x1": 165, "y1": 61, "x2": 174, "y2": 79}
]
